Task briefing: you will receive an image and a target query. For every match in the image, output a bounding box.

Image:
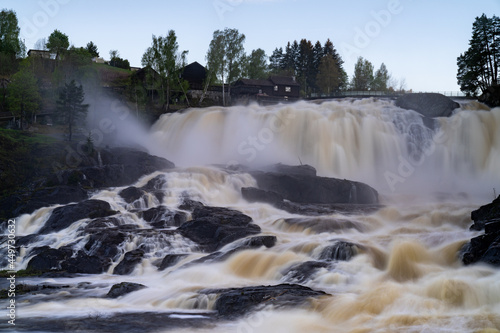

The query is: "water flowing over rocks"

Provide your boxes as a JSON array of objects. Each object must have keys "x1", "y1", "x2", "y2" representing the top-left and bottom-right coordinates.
[{"x1": 462, "y1": 195, "x2": 500, "y2": 266}]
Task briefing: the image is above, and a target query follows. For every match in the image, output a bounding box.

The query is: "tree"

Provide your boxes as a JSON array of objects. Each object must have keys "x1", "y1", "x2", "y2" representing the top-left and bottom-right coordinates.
[
  {"x1": 141, "y1": 30, "x2": 188, "y2": 110},
  {"x1": 372, "y1": 63, "x2": 390, "y2": 91},
  {"x1": 86, "y1": 41, "x2": 99, "y2": 58},
  {"x1": 246, "y1": 48, "x2": 268, "y2": 79},
  {"x1": 205, "y1": 28, "x2": 245, "y2": 105},
  {"x1": 46, "y1": 29, "x2": 69, "y2": 61},
  {"x1": 457, "y1": 14, "x2": 500, "y2": 96},
  {"x1": 316, "y1": 55, "x2": 341, "y2": 95},
  {"x1": 7, "y1": 59, "x2": 40, "y2": 129},
  {"x1": 351, "y1": 57, "x2": 374, "y2": 90},
  {"x1": 0, "y1": 9, "x2": 24, "y2": 57},
  {"x1": 56, "y1": 80, "x2": 89, "y2": 141},
  {"x1": 269, "y1": 47, "x2": 284, "y2": 73}
]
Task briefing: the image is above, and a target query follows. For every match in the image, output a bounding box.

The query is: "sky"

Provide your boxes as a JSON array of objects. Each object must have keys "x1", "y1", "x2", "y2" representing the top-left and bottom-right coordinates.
[{"x1": 2, "y1": 0, "x2": 499, "y2": 92}]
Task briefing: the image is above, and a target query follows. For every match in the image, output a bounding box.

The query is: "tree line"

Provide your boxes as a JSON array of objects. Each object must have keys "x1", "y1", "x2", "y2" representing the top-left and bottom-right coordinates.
[{"x1": 1, "y1": 7, "x2": 405, "y2": 134}]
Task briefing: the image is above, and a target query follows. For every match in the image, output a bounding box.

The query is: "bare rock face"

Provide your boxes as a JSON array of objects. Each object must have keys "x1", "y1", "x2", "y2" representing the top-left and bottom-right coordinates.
[
  {"x1": 461, "y1": 195, "x2": 500, "y2": 266},
  {"x1": 395, "y1": 93, "x2": 460, "y2": 118}
]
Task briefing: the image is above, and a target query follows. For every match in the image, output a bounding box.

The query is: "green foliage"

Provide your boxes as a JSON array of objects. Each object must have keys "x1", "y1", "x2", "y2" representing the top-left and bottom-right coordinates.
[
  {"x1": 457, "y1": 14, "x2": 500, "y2": 96},
  {"x1": 7, "y1": 58, "x2": 41, "y2": 129},
  {"x1": 316, "y1": 55, "x2": 341, "y2": 94},
  {"x1": 205, "y1": 28, "x2": 245, "y2": 105},
  {"x1": 141, "y1": 30, "x2": 188, "y2": 109},
  {"x1": 46, "y1": 29, "x2": 69, "y2": 60},
  {"x1": 372, "y1": 63, "x2": 390, "y2": 91},
  {"x1": 0, "y1": 9, "x2": 24, "y2": 58},
  {"x1": 56, "y1": 80, "x2": 89, "y2": 141},
  {"x1": 86, "y1": 41, "x2": 99, "y2": 58},
  {"x1": 245, "y1": 48, "x2": 268, "y2": 79},
  {"x1": 351, "y1": 57, "x2": 374, "y2": 90},
  {"x1": 268, "y1": 38, "x2": 347, "y2": 96}
]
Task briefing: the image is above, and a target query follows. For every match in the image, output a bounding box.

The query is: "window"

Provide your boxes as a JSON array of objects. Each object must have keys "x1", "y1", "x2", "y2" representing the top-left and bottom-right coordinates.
[
  {"x1": 274, "y1": 85, "x2": 278, "y2": 92},
  {"x1": 285, "y1": 86, "x2": 291, "y2": 92}
]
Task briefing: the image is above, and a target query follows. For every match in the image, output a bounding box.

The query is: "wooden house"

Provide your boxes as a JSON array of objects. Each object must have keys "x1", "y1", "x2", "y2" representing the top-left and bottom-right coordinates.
[
  {"x1": 231, "y1": 75, "x2": 300, "y2": 104},
  {"x1": 181, "y1": 61, "x2": 207, "y2": 90}
]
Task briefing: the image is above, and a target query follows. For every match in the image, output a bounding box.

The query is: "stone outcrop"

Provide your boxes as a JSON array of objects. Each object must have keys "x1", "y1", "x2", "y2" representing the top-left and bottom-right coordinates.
[{"x1": 461, "y1": 195, "x2": 500, "y2": 266}]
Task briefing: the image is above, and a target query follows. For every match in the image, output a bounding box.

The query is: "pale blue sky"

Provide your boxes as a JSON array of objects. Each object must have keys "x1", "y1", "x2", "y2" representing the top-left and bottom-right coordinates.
[{"x1": 3, "y1": 0, "x2": 499, "y2": 92}]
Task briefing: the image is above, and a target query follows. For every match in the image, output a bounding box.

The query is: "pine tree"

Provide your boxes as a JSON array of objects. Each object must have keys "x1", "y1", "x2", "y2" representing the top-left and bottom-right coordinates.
[
  {"x1": 457, "y1": 14, "x2": 500, "y2": 96},
  {"x1": 56, "y1": 80, "x2": 89, "y2": 141}
]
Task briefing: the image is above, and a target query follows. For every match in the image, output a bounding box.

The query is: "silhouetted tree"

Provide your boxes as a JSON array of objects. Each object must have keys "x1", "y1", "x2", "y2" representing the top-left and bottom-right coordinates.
[
  {"x1": 86, "y1": 41, "x2": 99, "y2": 58},
  {"x1": 56, "y1": 80, "x2": 88, "y2": 141},
  {"x1": 457, "y1": 14, "x2": 500, "y2": 96}
]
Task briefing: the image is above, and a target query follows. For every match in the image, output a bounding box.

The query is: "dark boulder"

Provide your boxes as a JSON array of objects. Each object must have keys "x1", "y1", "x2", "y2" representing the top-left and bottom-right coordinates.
[
  {"x1": 26, "y1": 247, "x2": 72, "y2": 273},
  {"x1": 113, "y1": 249, "x2": 145, "y2": 275},
  {"x1": 462, "y1": 195, "x2": 500, "y2": 266},
  {"x1": 38, "y1": 199, "x2": 117, "y2": 234},
  {"x1": 139, "y1": 205, "x2": 187, "y2": 228},
  {"x1": 106, "y1": 282, "x2": 146, "y2": 298},
  {"x1": 177, "y1": 206, "x2": 260, "y2": 252},
  {"x1": 119, "y1": 186, "x2": 146, "y2": 204},
  {"x1": 158, "y1": 254, "x2": 189, "y2": 271},
  {"x1": 61, "y1": 250, "x2": 108, "y2": 274},
  {"x1": 248, "y1": 166, "x2": 378, "y2": 205},
  {"x1": 395, "y1": 93, "x2": 460, "y2": 118},
  {"x1": 83, "y1": 229, "x2": 127, "y2": 260},
  {"x1": 241, "y1": 187, "x2": 284, "y2": 205},
  {"x1": 479, "y1": 85, "x2": 500, "y2": 107},
  {"x1": 202, "y1": 283, "x2": 328, "y2": 318},
  {"x1": 281, "y1": 261, "x2": 329, "y2": 283},
  {"x1": 318, "y1": 240, "x2": 361, "y2": 261},
  {"x1": 470, "y1": 195, "x2": 500, "y2": 230}
]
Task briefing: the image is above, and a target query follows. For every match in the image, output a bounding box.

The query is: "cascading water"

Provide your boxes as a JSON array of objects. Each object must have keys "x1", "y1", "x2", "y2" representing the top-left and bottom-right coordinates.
[{"x1": 4, "y1": 99, "x2": 500, "y2": 333}]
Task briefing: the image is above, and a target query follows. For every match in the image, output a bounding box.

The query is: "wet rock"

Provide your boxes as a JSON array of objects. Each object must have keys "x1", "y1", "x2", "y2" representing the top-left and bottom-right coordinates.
[
  {"x1": 189, "y1": 235, "x2": 278, "y2": 265},
  {"x1": 139, "y1": 206, "x2": 187, "y2": 228},
  {"x1": 462, "y1": 195, "x2": 500, "y2": 266},
  {"x1": 26, "y1": 247, "x2": 72, "y2": 273},
  {"x1": 107, "y1": 282, "x2": 146, "y2": 298},
  {"x1": 202, "y1": 283, "x2": 328, "y2": 318},
  {"x1": 395, "y1": 93, "x2": 459, "y2": 118},
  {"x1": 470, "y1": 195, "x2": 500, "y2": 231},
  {"x1": 83, "y1": 229, "x2": 127, "y2": 259},
  {"x1": 61, "y1": 250, "x2": 108, "y2": 274},
  {"x1": 119, "y1": 186, "x2": 146, "y2": 204},
  {"x1": 113, "y1": 249, "x2": 145, "y2": 275},
  {"x1": 178, "y1": 206, "x2": 260, "y2": 252},
  {"x1": 281, "y1": 261, "x2": 329, "y2": 283},
  {"x1": 158, "y1": 254, "x2": 188, "y2": 271},
  {"x1": 248, "y1": 166, "x2": 379, "y2": 205},
  {"x1": 241, "y1": 187, "x2": 284, "y2": 205},
  {"x1": 281, "y1": 217, "x2": 363, "y2": 233},
  {"x1": 318, "y1": 240, "x2": 361, "y2": 261},
  {"x1": 38, "y1": 199, "x2": 117, "y2": 234},
  {"x1": 178, "y1": 198, "x2": 205, "y2": 211}
]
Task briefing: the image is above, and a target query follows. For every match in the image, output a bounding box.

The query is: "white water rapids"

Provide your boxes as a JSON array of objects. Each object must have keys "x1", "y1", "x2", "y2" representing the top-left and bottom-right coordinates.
[{"x1": 7, "y1": 99, "x2": 500, "y2": 332}]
